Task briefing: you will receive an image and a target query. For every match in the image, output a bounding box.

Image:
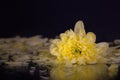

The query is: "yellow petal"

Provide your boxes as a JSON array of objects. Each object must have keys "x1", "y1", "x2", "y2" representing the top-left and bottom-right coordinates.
[
  {"x1": 74, "y1": 20, "x2": 86, "y2": 37},
  {"x1": 86, "y1": 32, "x2": 96, "y2": 43}
]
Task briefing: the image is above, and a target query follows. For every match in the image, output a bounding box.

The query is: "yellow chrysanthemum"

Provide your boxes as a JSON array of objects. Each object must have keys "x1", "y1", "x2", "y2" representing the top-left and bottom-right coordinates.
[{"x1": 50, "y1": 21, "x2": 108, "y2": 65}]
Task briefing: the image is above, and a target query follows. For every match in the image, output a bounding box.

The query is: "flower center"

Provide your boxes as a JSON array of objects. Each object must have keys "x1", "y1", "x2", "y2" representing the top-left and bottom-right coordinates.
[{"x1": 72, "y1": 47, "x2": 82, "y2": 54}]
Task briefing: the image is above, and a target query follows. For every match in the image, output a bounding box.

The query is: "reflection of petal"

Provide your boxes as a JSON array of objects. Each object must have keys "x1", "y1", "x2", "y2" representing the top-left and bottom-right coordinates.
[
  {"x1": 74, "y1": 21, "x2": 86, "y2": 37},
  {"x1": 50, "y1": 64, "x2": 110, "y2": 80},
  {"x1": 108, "y1": 64, "x2": 118, "y2": 78},
  {"x1": 86, "y1": 32, "x2": 96, "y2": 43}
]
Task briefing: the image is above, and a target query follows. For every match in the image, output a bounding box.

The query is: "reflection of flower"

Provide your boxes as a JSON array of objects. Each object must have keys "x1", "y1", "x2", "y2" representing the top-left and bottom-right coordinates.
[
  {"x1": 51, "y1": 64, "x2": 113, "y2": 80},
  {"x1": 51, "y1": 64, "x2": 118, "y2": 80},
  {"x1": 50, "y1": 21, "x2": 109, "y2": 65}
]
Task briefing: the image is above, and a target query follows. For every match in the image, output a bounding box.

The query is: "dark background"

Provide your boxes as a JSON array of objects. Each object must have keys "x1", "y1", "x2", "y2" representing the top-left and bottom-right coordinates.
[{"x1": 1, "y1": 0, "x2": 120, "y2": 42}]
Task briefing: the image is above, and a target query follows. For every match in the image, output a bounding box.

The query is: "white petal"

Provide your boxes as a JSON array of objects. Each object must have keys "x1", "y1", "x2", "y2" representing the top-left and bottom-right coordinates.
[
  {"x1": 96, "y1": 42, "x2": 109, "y2": 56},
  {"x1": 74, "y1": 20, "x2": 86, "y2": 37}
]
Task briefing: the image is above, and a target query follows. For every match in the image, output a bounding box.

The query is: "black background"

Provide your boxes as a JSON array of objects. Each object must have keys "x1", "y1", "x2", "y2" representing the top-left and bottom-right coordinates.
[{"x1": 1, "y1": 0, "x2": 120, "y2": 42}]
